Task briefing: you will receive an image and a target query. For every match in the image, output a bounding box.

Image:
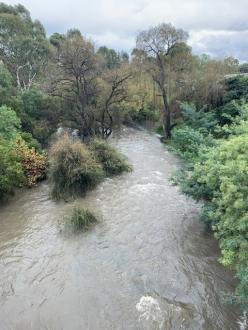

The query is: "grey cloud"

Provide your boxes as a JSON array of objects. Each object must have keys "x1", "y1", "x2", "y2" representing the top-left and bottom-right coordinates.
[
  {"x1": 4, "y1": 0, "x2": 248, "y2": 60},
  {"x1": 189, "y1": 30, "x2": 248, "y2": 61}
]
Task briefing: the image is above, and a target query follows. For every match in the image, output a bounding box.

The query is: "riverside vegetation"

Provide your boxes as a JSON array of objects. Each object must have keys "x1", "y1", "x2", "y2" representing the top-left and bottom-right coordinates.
[
  {"x1": 67, "y1": 206, "x2": 99, "y2": 231},
  {"x1": 169, "y1": 75, "x2": 248, "y2": 310},
  {"x1": 49, "y1": 134, "x2": 131, "y2": 200},
  {"x1": 1, "y1": 2, "x2": 248, "y2": 312}
]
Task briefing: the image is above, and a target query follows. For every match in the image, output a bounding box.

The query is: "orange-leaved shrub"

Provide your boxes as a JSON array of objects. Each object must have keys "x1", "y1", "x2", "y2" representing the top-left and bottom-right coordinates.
[{"x1": 15, "y1": 139, "x2": 47, "y2": 187}]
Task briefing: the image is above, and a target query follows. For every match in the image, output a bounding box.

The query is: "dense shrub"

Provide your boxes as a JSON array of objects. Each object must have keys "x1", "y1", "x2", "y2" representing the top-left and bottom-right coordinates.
[
  {"x1": 215, "y1": 100, "x2": 244, "y2": 126},
  {"x1": 0, "y1": 105, "x2": 46, "y2": 198},
  {"x1": 169, "y1": 125, "x2": 213, "y2": 161},
  {"x1": 131, "y1": 103, "x2": 160, "y2": 123},
  {"x1": 180, "y1": 134, "x2": 248, "y2": 309},
  {"x1": 20, "y1": 132, "x2": 42, "y2": 152},
  {"x1": 179, "y1": 102, "x2": 217, "y2": 133},
  {"x1": 170, "y1": 76, "x2": 248, "y2": 310},
  {"x1": 0, "y1": 140, "x2": 24, "y2": 199},
  {"x1": 224, "y1": 76, "x2": 248, "y2": 103},
  {"x1": 15, "y1": 139, "x2": 47, "y2": 187},
  {"x1": 68, "y1": 206, "x2": 98, "y2": 231},
  {"x1": 89, "y1": 138, "x2": 131, "y2": 175},
  {"x1": 49, "y1": 135, "x2": 104, "y2": 199},
  {"x1": 0, "y1": 105, "x2": 21, "y2": 141},
  {"x1": 17, "y1": 90, "x2": 62, "y2": 146}
]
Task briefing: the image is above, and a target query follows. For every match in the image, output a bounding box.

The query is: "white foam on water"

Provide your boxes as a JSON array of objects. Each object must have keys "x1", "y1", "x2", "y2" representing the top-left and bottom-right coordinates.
[
  {"x1": 238, "y1": 312, "x2": 247, "y2": 330},
  {"x1": 136, "y1": 295, "x2": 164, "y2": 328}
]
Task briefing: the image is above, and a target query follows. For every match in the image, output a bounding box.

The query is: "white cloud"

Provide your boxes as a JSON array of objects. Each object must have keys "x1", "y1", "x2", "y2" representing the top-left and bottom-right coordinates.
[{"x1": 4, "y1": 0, "x2": 248, "y2": 60}]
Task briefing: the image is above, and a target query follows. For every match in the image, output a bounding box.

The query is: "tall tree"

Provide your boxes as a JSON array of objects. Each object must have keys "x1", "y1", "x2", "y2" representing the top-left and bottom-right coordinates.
[
  {"x1": 52, "y1": 31, "x2": 98, "y2": 137},
  {"x1": 97, "y1": 46, "x2": 120, "y2": 69},
  {"x1": 136, "y1": 23, "x2": 189, "y2": 138},
  {"x1": 0, "y1": 3, "x2": 50, "y2": 90}
]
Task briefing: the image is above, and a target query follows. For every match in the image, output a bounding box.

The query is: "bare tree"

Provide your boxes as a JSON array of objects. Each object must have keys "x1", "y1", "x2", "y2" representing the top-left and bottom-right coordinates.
[
  {"x1": 51, "y1": 32, "x2": 98, "y2": 137},
  {"x1": 50, "y1": 32, "x2": 131, "y2": 138},
  {"x1": 99, "y1": 66, "x2": 131, "y2": 137}
]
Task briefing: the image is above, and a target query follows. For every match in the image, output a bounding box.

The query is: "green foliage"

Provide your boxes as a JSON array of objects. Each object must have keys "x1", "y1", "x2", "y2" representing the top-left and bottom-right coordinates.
[
  {"x1": 171, "y1": 74, "x2": 248, "y2": 310},
  {"x1": 97, "y1": 46, "x2": 121, "y2": 69},
  {"x1": 224, "y1": 76, "x2": 248, "y2": 103},
  {"x1": 0, "y1": 140, "x2": 24, "y2": 199},
  {"x1": 0, "y1": 104, "x2": 45, "y2": 198},
  {"x1": 89, "y1": 138, "x2": 132, "y2": 175},
  {"x1": 0, "y1": 3, "x2": 50, "y2": 89},
  {"x1": 0, "y1": 63, "x2": 13, "y2": 89},
  {"x1": 16, "y1": 89, "x2": 61, "y2": 145},
  {"x1": 215, "y1": 100, "x2": 244, "y2": 126},
  {"x1": 169, "y1": 125, "x2": 213, "y2": 161},
  {"x1": 0, "y1": 105, "x2": 21, "y2": 141},
  {"x1": 68, "y1": 206, "x2": 98, "y2": 231},
  {"x1": 239, "y1": 63, "x2": 248, "y2": 74},
  {"x1": 49, "y1": 135, "x2": 105, "y2": 200},
  {"x1": 179, "y1": 102, "x2": 217, "y2": 133},
  {"x1": 179, "y1": 134, "x2": 248, "y2": 310},
  {"x1": 131, "y1": 102, "x2": 160, "y2": 123},
  {"x1": 20, "y1": 131, "x2": 42, "y2": 152}
]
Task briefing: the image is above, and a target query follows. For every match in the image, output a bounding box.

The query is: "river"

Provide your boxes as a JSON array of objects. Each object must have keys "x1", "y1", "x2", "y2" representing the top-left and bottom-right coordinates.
[{"x1": 0, "y1": 127, "x2": 241, "y2": 329}]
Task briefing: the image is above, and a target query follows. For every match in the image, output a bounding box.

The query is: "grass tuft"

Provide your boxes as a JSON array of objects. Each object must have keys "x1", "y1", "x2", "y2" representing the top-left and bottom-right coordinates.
[
  {"x1": 89, "y1": 138, "x2": 132, "y2": 176},
  {"x1": 69, "y1": 206, "x2": 98, "y2": 231}
]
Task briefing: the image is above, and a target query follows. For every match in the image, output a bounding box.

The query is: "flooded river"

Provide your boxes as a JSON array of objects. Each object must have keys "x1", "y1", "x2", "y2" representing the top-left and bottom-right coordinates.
[{"x1": 0, "y1": 127, "x2": 240, "y2": 329}]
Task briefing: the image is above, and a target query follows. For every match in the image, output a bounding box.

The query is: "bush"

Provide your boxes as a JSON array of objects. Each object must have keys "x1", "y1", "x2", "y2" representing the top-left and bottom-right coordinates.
[
  {"x1": 68, "y1": 206, "x2": 98, "y2": 231},
  {"x1": 89, "y1": 138, "x2": 131, "y2": 175},
  {"x1": 215, "y1": 100, "x2": 244, "y2": 126},
  {"x1": 179, "y1": 102, "x2": 217, "y2": 133},
  {"x1": 224, "y1": 76, "x2": 248, "y2": 103},
  {"x1": 49, "y1": 134, "x2": 104, "y2": 199},
  {"x1": 20, "y1": 132, "x2": 42, "y2": 152},
  {"x1": 170, "y1": 125, "x2": 213, "y2": 161},
  {"x1": 15, "y1": 139, "x2": 47, "y2": 187},
  {"x1": 0, "y1": 140, "x2": 24, "y2": 199},
  {"x1": 181, "y1": 134, "x2": 248, "y2": 309},
  {"x1": 0, "y1": 105, "x2": 21, "y2": 141}
]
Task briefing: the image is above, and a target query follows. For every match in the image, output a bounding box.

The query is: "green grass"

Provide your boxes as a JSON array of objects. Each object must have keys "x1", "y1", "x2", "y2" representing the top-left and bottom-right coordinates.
[
  {"x1": 69, "y1": 206, "x2": 98, "y2": 231},
  {"x1": 89, "y1": 138, "x2": 132, "y2": 175}
]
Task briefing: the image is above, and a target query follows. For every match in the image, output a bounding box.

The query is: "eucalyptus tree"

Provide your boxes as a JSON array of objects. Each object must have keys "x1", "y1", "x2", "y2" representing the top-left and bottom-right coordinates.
[
  {"x1": 0, "y1": 3, "x2": 50, "y2": 90},
  {"x1": 97, "y1": 46, "x2": 121, "y2": 69},
  {"x1": 136, "y1": 23, "x2": 190, "y2": 138}
]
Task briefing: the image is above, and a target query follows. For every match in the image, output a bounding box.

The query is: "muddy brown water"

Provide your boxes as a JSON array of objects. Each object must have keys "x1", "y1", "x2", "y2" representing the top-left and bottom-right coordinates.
[{"x1": 0, "y1": 127, "x2": 241, "y2": 329}]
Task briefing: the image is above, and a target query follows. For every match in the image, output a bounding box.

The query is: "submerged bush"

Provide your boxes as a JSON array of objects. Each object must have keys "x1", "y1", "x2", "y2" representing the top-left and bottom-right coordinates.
[
  {"x1": 69, "y1": 206, "x2": 98, "y2": 231},
  {"x1": 89, "y1": 138, "x2": 131, "y2": 175},
  {"x1": 49, "y1": 134, "x2": 104, "y2": 199}
]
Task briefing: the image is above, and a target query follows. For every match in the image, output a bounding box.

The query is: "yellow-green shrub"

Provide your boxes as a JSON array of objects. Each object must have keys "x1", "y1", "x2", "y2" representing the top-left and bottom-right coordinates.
[
  {"x1": 89, "y1": 138, "x2": 131, "y2": 175},
  {"x1": 49, "y1": 135, "x2": 104, "y2": 199}
]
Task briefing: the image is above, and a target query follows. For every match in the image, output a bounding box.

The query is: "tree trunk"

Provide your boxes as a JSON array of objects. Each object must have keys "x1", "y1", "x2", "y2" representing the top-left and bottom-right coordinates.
[{"x1": 161, "y1": 88, "x2": 171, "y2": 139}]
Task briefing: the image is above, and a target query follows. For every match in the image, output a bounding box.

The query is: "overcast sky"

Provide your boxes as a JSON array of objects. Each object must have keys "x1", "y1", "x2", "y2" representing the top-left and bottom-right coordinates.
[{"x1": 4, "y1": 0, "x2": 248, "y2": 61}]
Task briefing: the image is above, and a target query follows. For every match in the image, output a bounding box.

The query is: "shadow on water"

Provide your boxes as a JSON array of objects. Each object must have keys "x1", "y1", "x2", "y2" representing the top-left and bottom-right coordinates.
[{"x1": 0, "y1": 127, "x2": 241, "y2": 329}]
